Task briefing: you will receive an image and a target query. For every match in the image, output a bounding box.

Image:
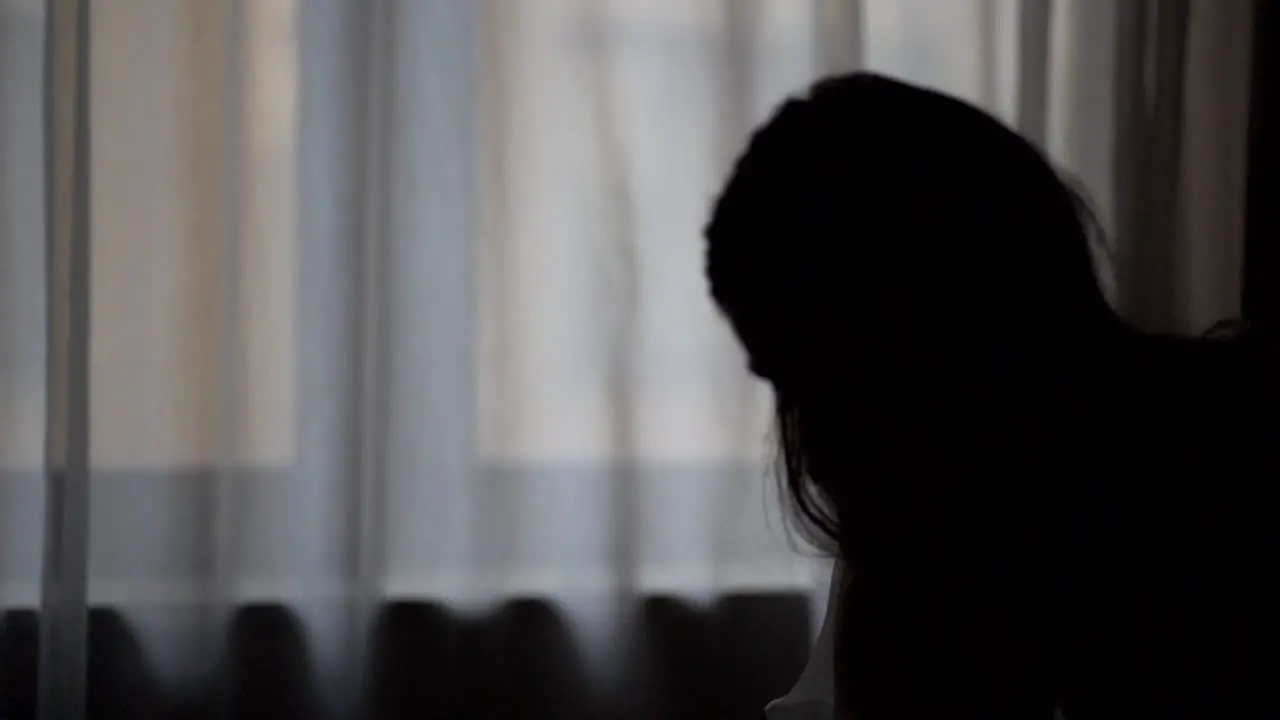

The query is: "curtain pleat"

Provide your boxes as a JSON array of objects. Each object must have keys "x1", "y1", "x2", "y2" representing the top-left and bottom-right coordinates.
[
  {"x1": 812, "y1": 0, "x2": 864, "y2": 77},
  {"x1": 209, "y1": 0, "x2": 246, "y2": 658},
  {"x1": 1016, "y1": 0, "x2": 1052, "y2": 146},
  {"x1": 1113, "y1": 0, "x2": 1191, "y2": 332},
  {"x1": 350, "y1": 0, "x2": 390, "y2": 693},
  {"x1": 39, "y1": 0, "x2": 92, "y2": 718}
]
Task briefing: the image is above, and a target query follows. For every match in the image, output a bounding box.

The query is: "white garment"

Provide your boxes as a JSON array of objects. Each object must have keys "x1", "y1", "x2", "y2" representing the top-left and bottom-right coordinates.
[{"x1": 766, "y1": 563, "x2": 842, "y2": 719}]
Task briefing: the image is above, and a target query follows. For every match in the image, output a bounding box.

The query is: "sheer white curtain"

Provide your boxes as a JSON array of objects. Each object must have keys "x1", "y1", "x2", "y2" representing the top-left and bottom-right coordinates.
[{"x1": 0, "y1": 0, "x2": 1255, "y2": 716}]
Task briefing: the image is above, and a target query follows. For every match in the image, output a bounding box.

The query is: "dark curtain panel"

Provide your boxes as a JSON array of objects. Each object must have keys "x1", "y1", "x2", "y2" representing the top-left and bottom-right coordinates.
[{"x1": 1244, "y1": 0, "x2": 1280, "y2": 324}]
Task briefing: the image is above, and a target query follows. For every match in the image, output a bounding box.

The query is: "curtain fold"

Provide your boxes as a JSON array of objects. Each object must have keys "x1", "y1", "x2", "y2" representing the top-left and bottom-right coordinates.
[
  {"x1": 39, "y1": 0, "x2": 92, "y2": 717},
  {"x1": 0, "y1": 0, "x2": 1259, "y2": 717},
  {"x1": 1244, "y1": 0, "x2": 1280, "y2": 326}
]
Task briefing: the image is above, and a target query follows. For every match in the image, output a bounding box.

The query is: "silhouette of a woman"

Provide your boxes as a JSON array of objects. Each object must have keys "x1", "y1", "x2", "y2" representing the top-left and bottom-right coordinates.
[{"x1": 706, "y1": 72, "x2": 1278, "y2": 719}]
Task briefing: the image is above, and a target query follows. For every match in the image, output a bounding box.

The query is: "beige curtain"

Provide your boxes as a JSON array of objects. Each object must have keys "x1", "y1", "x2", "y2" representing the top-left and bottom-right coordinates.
[{"x1": 0, "y1": 0, "x2": 1254, "y2": 716}]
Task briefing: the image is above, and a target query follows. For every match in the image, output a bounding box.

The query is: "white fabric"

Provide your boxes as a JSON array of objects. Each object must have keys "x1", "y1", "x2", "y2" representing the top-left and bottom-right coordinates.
[{"x1": 1, "y1": 0, "x2": 1254, "y2": 712}]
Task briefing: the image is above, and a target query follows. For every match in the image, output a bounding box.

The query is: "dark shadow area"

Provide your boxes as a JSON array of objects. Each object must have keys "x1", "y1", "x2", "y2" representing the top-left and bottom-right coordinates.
[
  {"x1": 635, "y1": 597, "x2": 716, "y2": 719},
  {"x1": 636, "y1": 594, "x2": 811, "y2": 719},
  {"x1": 0, "y1": 607, "x2": 170, "y2": 720},
  {"x1": 0, "y1": 609, "x2": 38, "y2": 720},
  {"x1": 86, "y1": 608, "x2": 164, "y2": 720},
  {"x1": 465, "y1": 598, "x2": 595, "y2": 720},
  {"x1": 712, "y1": 594, "x2": 812, "y2": 717},
  {"x1": 365, "y1": 601, "x2": 470, "y2": 719},
  {"x1": 1, "y1": 593, "x2": 811, "y2": 719},
  {"x1": 220, "y1": 604, "x2": 320, "y2": 720}
]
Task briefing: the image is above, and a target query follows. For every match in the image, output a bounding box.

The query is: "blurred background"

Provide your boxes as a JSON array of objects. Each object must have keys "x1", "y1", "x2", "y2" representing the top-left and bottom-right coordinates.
[{"x1": 0, "y1": 0, "x2": 1274, "y2": 717}]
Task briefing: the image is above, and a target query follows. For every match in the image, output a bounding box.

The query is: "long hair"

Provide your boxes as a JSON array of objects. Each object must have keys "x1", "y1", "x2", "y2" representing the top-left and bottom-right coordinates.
[
  {"x1": 767, "y1": 179, "x2": 1116, "y2": 555},
  {"x1": 705, "y1": 72, "x2": 1120, "y2": 556}
]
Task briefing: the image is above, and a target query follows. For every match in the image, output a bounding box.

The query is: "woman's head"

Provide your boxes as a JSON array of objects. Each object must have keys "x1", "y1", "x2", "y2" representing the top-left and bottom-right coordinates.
[{"x1": 704, "y1": 72, "x2": 1119, "y2": 548}]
